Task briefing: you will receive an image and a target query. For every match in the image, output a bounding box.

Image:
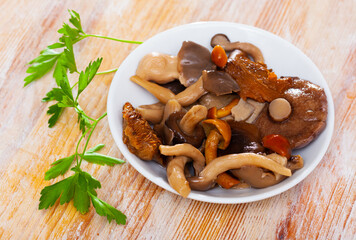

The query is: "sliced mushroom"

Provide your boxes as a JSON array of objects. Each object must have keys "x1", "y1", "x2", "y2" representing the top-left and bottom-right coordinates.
[
  {"x1": 245, "y1": 99, "x2": 266, "y2": 123},
  {"x1": 177, "y1": 41, "x2": 215, "y2": 87},
  {"x1": 136, "y1": 52, "x2": 179, "y2": 84},
  {"x1": 160, "y1": 144, "x2": 205, "y2": 174},
  {"x1": 268, "y1": 98, "x2": 292, "y2": 122},
  {"x1": 167, "y1": 156, "x2": 192, "y2": 198},
  {"x1": 231, "y1": 98, "x2": 255, "y2": 122},
  {"x1": 202, "y1": 70, "x2": 240, "y2": 96},
  {"x1": 137, "y1": 102, "x2": 165, "y2": 124},
  {"x1": 210, "y1": 34, "x2": 264, "y2": 63},
  {"x1": 188, "y1": 153, "x2": 291, "y2": 191}
]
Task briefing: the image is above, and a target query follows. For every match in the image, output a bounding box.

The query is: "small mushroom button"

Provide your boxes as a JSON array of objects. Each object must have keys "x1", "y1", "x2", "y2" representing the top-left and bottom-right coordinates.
[{"x1": 268, "y1": 98, "x2": 292, "y2": 122}]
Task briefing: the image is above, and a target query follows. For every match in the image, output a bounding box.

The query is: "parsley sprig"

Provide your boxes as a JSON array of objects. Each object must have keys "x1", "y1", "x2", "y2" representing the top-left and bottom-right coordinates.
[{"x1": 26, "y1": 10, "x2": 143, "y2": 225}]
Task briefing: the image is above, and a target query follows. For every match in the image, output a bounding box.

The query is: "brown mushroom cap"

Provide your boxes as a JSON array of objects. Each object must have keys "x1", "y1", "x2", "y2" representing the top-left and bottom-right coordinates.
[
  {"x1": 165, "y1": 111, "x2": 205, "y2": 148},
  {"x1": 219, "y1": 121, "x2": 264, "y2": 156},
  {"x1": 198, "y1": 93, "x2": 238, "y2": 109},
  {"x1": 177, "y1": 41, "x2": 215, "y2": 87},
  {"x1": 202, "y1": 70, "x2": 240, "y2": 96},
  {"x1": 254, "y1": 77, "x2": 328, "y2": 149}
]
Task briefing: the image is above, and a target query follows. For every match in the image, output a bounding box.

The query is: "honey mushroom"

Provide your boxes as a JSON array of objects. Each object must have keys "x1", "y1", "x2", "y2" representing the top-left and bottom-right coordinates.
[
  {"x1": 188, "y1": 153, "x2": 292, "y2": 191},
  {"x1": 160, "y1": 143, "x2": 206, "y2": 175},
  {"x1": 210, "y1": 34, "x2": 265, "y2": 63},
  {"x1": 136, "y1": 52, "x2": 179, "y2": 84},
  {"x1": 130, "y1": 75, "x2": 207, "y2": 106},
  {"x1": 136, "y1": 102, "x2": 165, "y2": 124},
  {"x1": 160, "y1": 143, "x2": 205, "y2": 197},
  {"x1": 200, "y1": 119, "x2": 240, "y2": 189}
]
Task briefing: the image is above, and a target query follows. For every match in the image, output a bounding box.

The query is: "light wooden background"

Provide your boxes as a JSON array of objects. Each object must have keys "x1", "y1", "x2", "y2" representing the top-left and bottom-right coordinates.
[{"x1": 0, "y1": 0, "x2": 355, "y2": 239}]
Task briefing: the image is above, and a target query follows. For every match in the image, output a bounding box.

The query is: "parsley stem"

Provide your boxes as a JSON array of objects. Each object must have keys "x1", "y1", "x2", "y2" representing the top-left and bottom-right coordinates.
[
  {"x1": 96, "y1": 68, "x2": 118, "y2": 75},
  {"x1": 75, "y1": 106, "x2": 96, "y2": 122},
  {"x1": 75, "y1": 127, "x2": 91, "y2": 165},
  {"x1": 84, "y1": 34, "x2": 143, "y2": 44},
  {"x1": 78, "y1": 112, "x2": 107, "y2": 167}
]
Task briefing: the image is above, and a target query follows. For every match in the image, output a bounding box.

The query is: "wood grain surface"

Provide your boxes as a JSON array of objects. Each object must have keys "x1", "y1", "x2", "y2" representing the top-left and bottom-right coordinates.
[{"x1": 0, "y1": 0, "x2": 355, "y2": 239}]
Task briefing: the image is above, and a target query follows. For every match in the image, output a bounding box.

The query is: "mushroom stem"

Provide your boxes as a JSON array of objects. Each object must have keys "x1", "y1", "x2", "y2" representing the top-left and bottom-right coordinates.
[
  {"x1": 205, "y1": 129, "x2": 240, "y2": 189},
  {"x1": 231, "y1": 42, "x2": 264, "y2": 63},
  {"x1": 201, "y1": 153, "x2": 292, "y2": 182},
  {"x1": 154, "y1": 99, "x2": 182, "y2": 144},
  {"x1": 175, "y1": 76, "x2": 207, "y2": 106},
  {"x1": 210, "y1": 34, "x2": 264, "y2": 63},
  {"x1": 159, "y1": 144, "x2": 205, "y2": 174},
  {"x1": 137, "y1": 102, "x2": 165, "y2": 124},
  {"x1": 162, "y1": 99, "x2": 182, "y2": 123},
  {"x1": 180, "y1": 105, "x2": 208, "y2": 135},
  {"x1": 130, "y1": 75, "x2": 175, "y2": 103},
  {"x1": 167, "y1": 156, "x2": 191, "y2": 198},
  {"x1": 205, "y1": 129, "x2": 221, "y2": 164}
]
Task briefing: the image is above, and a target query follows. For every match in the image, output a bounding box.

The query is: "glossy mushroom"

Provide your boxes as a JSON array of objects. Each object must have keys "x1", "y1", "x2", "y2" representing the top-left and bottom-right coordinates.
[
  {"x1": 210, "y1": 34, "x2": 264, "y2": 63},
  {"x1": 136, "y1": 102, "x2": 165, "y2": 124},
  {"x1": 201, "y1": 119, "x2": 240, "y2": 189},
  {"x1": 165, "y1": 109, "x2": 205, "y2": 148},
  {"x1": 180, "y1": 105, "x2": 208, "y2": 135},
  {"x1": 160, "y1": 143, "x2": 205, "y2": 174},
  {"x1": 131, "y1": 75, "x2": 206, "y2": 106},
  {"x1": 167, "y1": 156, "x2": 192, "y2": 197},
  {"x1": 154, "y1": 99, "x2": 182, "y2": 144},
  {"x1": 177, "y1": 41, "x2": 215, "y2": 87},
  {"x1": 188, "y1": 153, "x2": 291, "y2": 191},
  {"x1": 136, "y1": 52, "x2": 179, "y2": 84},
  {"x1": 202, "y1": 70, "x2": 240, "y2": 96},
  {"x1": 130, "y1": 75, "x2": 175, "y2": 104}
]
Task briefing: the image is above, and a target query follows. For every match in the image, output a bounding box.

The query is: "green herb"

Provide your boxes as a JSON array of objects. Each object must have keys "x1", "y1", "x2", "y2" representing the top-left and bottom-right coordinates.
[
  {"x1": 26, "y1": 9, "x2": 143, "y2": 225},
  {"x1": 24, "y1": 9, "x2": 142, "y2": 86}
]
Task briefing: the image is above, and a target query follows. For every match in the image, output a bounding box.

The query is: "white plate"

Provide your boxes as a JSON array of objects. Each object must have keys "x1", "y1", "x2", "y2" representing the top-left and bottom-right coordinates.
[{"x1": 107, "y1": 22, "x2": 334, "y2": 204}]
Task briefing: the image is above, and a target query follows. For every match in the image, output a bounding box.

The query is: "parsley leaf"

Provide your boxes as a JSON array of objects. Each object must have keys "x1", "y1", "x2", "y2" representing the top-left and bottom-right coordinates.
[
  {"x1": 83, "y1": 152, "x2": 125, "y2": 166},
  {"x1": 61, "y1": 37, "x2": 77, "y2": 73},
  {"x1": 86, "y1": 144, "x2": 105, "y2": 153},
  {"x1": 73, "y1": 172, "x2": 91, "y2": 214},
  {"x1": 24, "y1": 49, "x2": 62, "y2": 86},
  {"x1": 25, "y1": 10, "x2": 84, "y2": 86},
  {"x1": 47, "y1": 103, "x2": 64, "y2": 128},
  {"x1": 39, "y1": 175, "x2": 76, "y2": 209},
  {"x1": 78, "y1": 58, "x2": 103, "y2": 96},
  {"x1": 90, "y1": 193, "x2": 127, "y2": 225},
  {"x1": 44, "y1": 155, "x2": 75, "y2": 180}
]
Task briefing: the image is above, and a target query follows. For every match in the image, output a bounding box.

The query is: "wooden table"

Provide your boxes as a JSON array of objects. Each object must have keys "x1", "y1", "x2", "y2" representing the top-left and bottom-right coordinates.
[{"x1": 0, "y1": 0, "x2": 355, "y2": 239}]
